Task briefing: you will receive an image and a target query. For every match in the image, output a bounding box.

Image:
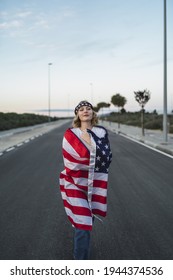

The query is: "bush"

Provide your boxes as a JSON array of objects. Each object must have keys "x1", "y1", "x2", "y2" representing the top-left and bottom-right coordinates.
[
  {"x1": 169, "y1": 125, "x2": 173, "y2": 134},
  {"x1": 0, "y1": 112, "x2": 59, "y2": 131},
  {"x1": 144, "y1": 120, "x2": 162, "y2": 130}
]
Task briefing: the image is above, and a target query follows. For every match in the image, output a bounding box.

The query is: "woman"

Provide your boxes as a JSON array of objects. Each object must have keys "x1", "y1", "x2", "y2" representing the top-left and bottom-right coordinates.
[{"x1": 59, "y1": 100, "x2": 112, "y2": 259}]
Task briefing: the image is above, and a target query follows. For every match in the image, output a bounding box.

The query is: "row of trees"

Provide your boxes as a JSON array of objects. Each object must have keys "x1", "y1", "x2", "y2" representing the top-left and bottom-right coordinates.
[
  {"x1": 0, "y1": 112, "x2": 59, "y2": 131},
  {"x1": 94, "y1": 89, "x2": 151, "y2": 136}
]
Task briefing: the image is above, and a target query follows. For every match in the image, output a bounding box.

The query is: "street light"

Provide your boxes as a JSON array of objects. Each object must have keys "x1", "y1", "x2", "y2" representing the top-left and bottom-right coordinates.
[
  {"x1": 163, "y1": 0, "x2": 168, "y2": 142},
  {"x1": 48, "y1": 62, "x2": 52, "y2": 122},
  {"x1": 90, "y1": 82, "x2": 93, "y2": 104}
]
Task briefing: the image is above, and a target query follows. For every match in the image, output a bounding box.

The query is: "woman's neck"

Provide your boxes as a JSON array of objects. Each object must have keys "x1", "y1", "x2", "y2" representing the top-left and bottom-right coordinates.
[{"x1": 80, "y1": 122, "x2": 92, "y2": 131}]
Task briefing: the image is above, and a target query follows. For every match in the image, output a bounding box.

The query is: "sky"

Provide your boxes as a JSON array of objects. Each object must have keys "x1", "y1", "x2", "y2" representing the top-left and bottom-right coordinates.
[{"x1": 0, "y1": 0, "x2": 173, "y2": 117}]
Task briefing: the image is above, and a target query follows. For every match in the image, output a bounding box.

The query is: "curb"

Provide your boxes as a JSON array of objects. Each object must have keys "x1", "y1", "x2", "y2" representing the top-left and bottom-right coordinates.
[
  {"x1": 108, "y1": 127, "x2": 173, "y2": 158},
  {"x1": 0, "y1": 119, "x2": 70, "y2": 157}
]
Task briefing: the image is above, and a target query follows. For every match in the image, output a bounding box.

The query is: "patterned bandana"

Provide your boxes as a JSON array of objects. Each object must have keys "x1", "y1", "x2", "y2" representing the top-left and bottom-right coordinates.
[{"x1": 74, "y1": 101, "x2": 93, "y2": 115}]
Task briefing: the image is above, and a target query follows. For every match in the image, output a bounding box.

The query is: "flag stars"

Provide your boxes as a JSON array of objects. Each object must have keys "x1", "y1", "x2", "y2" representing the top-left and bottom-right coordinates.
[{"x1": 89, "y1": 131, "x2": 111, "y2": 173}]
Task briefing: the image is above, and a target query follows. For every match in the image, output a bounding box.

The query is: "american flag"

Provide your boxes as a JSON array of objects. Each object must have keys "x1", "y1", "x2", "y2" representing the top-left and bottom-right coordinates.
[
  {"x1": 59, "y1": 127, "x2": 112, "y2": 231},
  {"x1": 88, "y1": 129, "x2": 112, "y2": 174}
]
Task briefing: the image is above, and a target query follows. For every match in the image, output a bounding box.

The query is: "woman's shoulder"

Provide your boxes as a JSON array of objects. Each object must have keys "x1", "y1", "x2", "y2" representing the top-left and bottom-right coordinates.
[
  {"x1": 64, "y1": 127, "x2": 79, "y2": 136},
  {"x1": 63, "y1": 127, "x2": 72, "y2": 135},
  {"x1": 92, "y1": 125, "x2": 107, "y2": 137}
]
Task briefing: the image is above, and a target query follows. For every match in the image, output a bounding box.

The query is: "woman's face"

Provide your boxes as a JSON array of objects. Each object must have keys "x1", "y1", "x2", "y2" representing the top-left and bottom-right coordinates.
[{"x1": 77, "y1": 106, "x2": 93, "y2": 122}]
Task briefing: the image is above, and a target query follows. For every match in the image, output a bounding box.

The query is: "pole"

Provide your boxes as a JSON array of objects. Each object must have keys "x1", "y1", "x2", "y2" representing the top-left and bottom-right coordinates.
[
  {"x1": 163, "y1": 0, "x2": 168, "y2": 142},
  {"x1": 48, "y1": 63, "x2": 52, "y2": 122},
  {"x1": 90, "y1": 82, "x2": 93, "y2": 104}
]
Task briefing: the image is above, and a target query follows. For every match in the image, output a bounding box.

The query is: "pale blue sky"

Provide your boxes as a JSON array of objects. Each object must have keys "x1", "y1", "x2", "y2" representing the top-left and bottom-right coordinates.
[{"x1": 0, "y1": 0, "x2": 173, "y2": 116}]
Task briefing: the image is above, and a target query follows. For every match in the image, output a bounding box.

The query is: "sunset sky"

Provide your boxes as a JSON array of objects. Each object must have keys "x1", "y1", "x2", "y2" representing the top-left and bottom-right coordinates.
[{"x1": 0, "y1": 0, "x2": 173, "y2": 117}]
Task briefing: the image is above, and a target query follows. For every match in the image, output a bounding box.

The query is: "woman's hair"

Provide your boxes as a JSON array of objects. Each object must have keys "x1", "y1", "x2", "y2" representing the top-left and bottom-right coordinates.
[{"x1": 72, "y1": 110, "x2": 98, "y2": 128}]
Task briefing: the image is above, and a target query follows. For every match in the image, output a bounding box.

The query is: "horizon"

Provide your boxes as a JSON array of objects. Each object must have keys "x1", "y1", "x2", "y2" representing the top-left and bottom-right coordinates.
[{"x1": 1, "y1": 107, "x2": 173, "y2": 119}]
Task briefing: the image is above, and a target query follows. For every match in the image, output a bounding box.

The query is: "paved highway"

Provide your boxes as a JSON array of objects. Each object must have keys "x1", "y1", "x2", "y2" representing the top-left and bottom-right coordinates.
[{"x1": 0, "y1": 122, "x2": 173, "y2": 260}]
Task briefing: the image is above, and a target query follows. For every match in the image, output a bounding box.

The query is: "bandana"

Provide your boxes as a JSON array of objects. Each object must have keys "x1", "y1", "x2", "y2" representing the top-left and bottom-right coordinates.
[{"x1": 74, "y1": 101, "x2": 93, "y2": 115}]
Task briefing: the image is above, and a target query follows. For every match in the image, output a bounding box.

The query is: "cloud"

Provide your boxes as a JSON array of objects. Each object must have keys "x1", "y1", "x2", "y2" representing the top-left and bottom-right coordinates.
[
  {"x1": 15, "y1": 11, "x2": 32, "y2": 18},
  {"x1": 0, "y1": 20, "x2": 22, "y2": 30},
  {"x1": 0, "y1": 8, "x2": 51, "y2": 41}
]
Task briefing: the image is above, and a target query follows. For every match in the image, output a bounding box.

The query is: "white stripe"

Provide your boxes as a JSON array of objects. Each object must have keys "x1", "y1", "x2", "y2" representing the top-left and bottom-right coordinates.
[
  {"x1": 72, "y1": 176, "x2": 88, "y2": 186},
  {"x1": 63, "y1": 138, "x2": 80, "y2": 157},
  {"x1": 94, "y1": 172, "x2": 108, "y2": 181},
  {"x1": 60, "y1": 172, "x2": 88, "y2": 189},
  {"x1": 62, "y1": 167, "x2": 108, "y2": 181},
  {"x1": 62, "y1": 162, "x2": 108, "y2": 181},
  {"x1": 64, "y1": 180, "x2": 84, "y2": 191},
  {"x1": 65, "y1": 207, "x2": 92, "y2": 226},
  {"x1": 61, "y1": 179, "x2": 106, "y2": 197},
  {"x1": 63, "y1": 181, "x2": 87, "y2": 192},
  {"x1": 92, "y1": 201, "x2": 107, "y2": 212},
  {"x1": 87, "y1": 137, "x2": 96, "y2": 208},
  {"x1": 62, "y1": 188, "x2": 107, "y2": 210},
  {"x1": 92, "y1": 187, "x2": 107, "y2": 197},
  {"x1": 61, "y1": 193, "x2": 89, "y2": 208},
  {"x1": 64, "y1": 157, "x2": 89, "y2": 171}
]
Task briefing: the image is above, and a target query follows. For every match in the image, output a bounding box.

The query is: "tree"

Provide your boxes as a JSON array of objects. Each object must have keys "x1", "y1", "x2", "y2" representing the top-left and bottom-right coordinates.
[
  {"x1": 134, "y1": 89, "x2": 151, "y2": 136},
  {"x1": 97, "y1": 102, "x2": 110, "y2": 111},
  {"x1": 93, "y1": 106, "x2": 99, "y2": 112},
  {"x1": 111, "y1": 93, "x2": 127, "y2": 129},
  {"x1": 96, "y1": 102, "x2": 110, "y2": 120}
]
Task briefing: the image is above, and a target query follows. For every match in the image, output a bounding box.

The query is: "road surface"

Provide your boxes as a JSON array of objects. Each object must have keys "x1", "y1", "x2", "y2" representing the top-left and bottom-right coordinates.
[{"x1": 0, "y1": 122, "x2": 173, "y2": 260}]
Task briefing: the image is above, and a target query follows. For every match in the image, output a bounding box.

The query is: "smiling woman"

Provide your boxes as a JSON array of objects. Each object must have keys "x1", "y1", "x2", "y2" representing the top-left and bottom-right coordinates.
[{"x1": 59, "y1": 100, "x2": 112, "y2": 260}]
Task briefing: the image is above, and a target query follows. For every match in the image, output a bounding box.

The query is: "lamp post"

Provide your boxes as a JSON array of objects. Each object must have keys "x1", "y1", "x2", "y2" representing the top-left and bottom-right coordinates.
[
  {"x1": 163, "y1": 0, "x2": 168, "y2": 142},
  {"x1": 48, "y1": 63, "x2": 52, "y2": 122},
  {"x1": 90, "y1": 82, "x2": 93, "y2": 104}
]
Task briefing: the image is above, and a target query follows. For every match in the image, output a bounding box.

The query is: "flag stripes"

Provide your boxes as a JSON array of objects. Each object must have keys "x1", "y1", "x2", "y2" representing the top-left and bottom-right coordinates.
[{"x1": 59, "y1": 127, "x2": 112, "y2": 230}]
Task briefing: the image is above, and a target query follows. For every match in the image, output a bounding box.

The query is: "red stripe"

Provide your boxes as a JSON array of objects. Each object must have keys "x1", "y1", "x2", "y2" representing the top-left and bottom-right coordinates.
[
  {"x1": 63, "y1": 148, "x2": 89, "y2": 165},
  {"x1": 60, "y1": 174, "x2": 87, "y2": 192},
  {"x1": 63, "y1": 189, "x2": 87, "y2": 199},
  {"x1": 65, "y1": 129, "x2": 90, "y2": 158},
  {"x1": 67, "y1": 215, "x2": 92, "y2": 231},
  {"x1": 60, "y1": 172, "x2": 87, "y2": 188},
  {"x1": 93, "y1": 179, "x2": 107, "y2": 189},
  {"x1": 60, "y1": 184, "x2": 64, "y2": 192},
  {"x1": 64, "y1": 176, "x2": 88, "y2": 191},
  {"x1": 92, "y1": 209, "x2": 106, "y2": 217},
  {"x1": 63, "y1": 200, "x2": 91, "y2": 216},
  {"x1": 65, "y1": 167, "x2": 88, "y2": 178},
  {"x1": 92, "y1": 194, "x2": 107, "y2": 204}
]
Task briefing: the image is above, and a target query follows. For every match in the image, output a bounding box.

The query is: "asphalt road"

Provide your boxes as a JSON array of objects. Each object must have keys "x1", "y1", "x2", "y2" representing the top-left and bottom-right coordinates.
[{"x1": 0, "y1": 122, "x2": 173, "y2": 260}]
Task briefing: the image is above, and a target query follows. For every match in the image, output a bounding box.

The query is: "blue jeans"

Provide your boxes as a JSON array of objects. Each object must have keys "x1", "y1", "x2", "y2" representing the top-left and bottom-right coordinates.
[{"x1": 73, "y1": 228, "x2": 91, "y2": 260}]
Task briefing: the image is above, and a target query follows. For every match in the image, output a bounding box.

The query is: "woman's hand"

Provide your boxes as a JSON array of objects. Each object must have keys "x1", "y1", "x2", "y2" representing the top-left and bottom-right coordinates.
[{"x1": 81, "y1": 130, "x2": 91, "y2": 145}]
